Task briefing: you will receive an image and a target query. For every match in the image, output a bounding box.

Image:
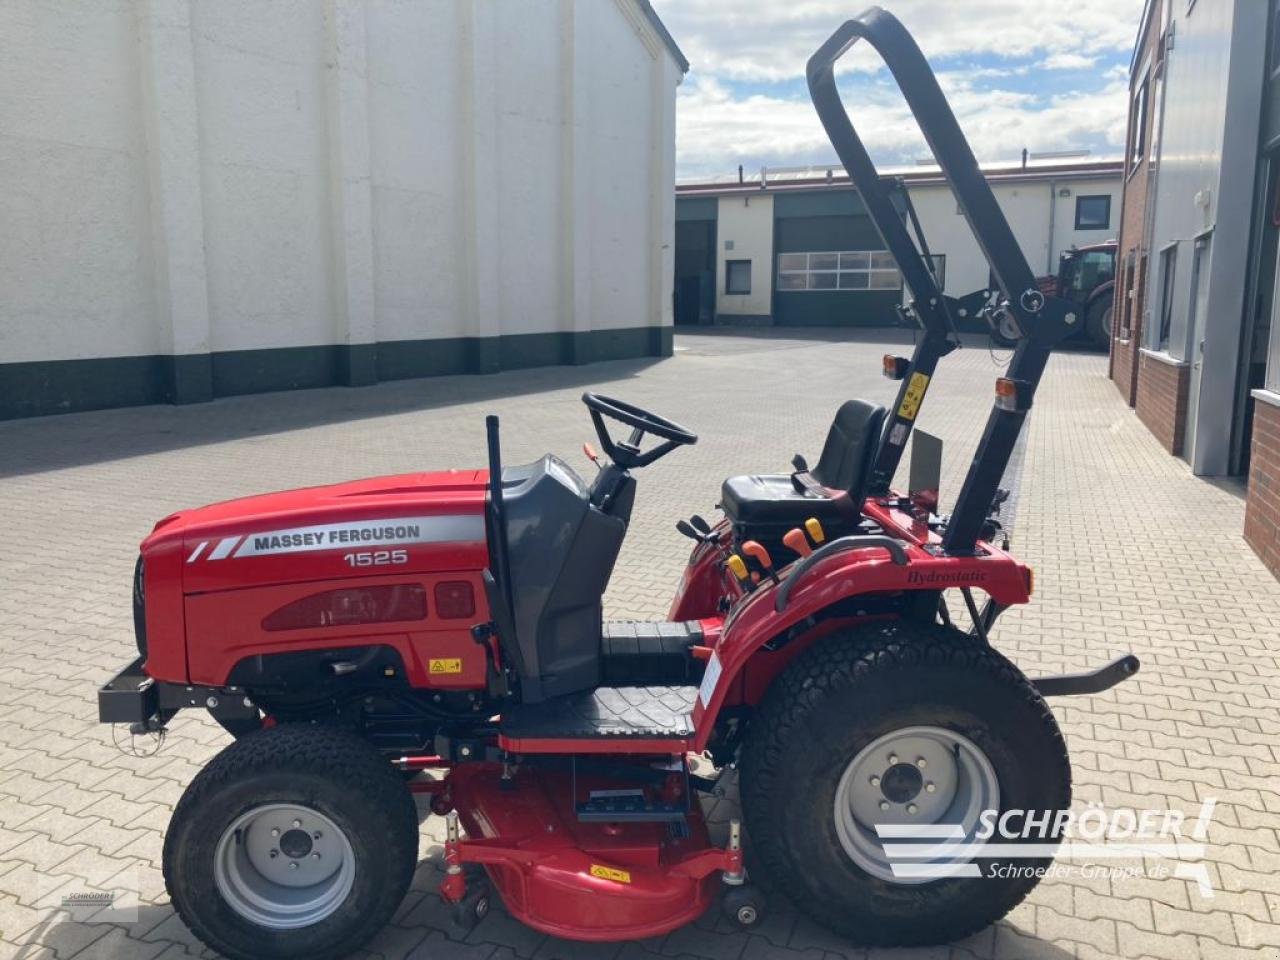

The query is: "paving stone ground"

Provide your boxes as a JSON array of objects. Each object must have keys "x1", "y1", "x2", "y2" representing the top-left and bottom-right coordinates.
[{"x1": 1, "y1": 328, "x2": 1278, "y2": 960}]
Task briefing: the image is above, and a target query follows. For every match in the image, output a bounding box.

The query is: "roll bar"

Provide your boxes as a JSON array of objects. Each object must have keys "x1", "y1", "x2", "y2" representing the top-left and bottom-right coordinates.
[{"x1": 806, "y1": 7, "x2": 1077, "y2": 554}]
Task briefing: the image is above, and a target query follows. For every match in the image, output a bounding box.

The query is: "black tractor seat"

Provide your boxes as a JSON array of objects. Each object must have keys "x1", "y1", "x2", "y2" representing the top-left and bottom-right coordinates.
[{"x1": 721, "y1": 398, "x2": 887, "y2": 549}]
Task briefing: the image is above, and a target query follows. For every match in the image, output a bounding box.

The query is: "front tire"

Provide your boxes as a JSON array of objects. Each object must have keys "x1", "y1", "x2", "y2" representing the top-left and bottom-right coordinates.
[
  {"x1": 163, "y1": 724, "x2": 419, "y2": 960},
  {"x1": 740, "y1": 622, "x2": 1070, "y2": 947}
]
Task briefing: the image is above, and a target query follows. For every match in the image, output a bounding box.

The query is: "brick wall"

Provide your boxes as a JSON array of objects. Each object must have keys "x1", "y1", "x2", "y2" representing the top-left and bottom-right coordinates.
[
  {"x1": 1111, "y1": 254, "x2": 1147, "y2": 405},
  {"x1": 1135, "y1": 350, "x2": 1189, "y2": 454},
  {"x1": 1109, "y1": 8, "x2": 1162, "y2": 406},
  {"x1": 1245, "y1": 397, "x2": 1280, "y2": 577}
]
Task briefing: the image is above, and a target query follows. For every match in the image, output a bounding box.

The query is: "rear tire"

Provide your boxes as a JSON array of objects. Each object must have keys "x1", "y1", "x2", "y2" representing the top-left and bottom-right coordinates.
[
  {"x1": 163, "y1": 724, "x2": 418, "y2": 960},
  {"x1": 740, "y1": 621, "x2": 1070, "y2": 947},
  {"x1": 1086, "y1": 300, "x2": 1113, "y2": 348}
]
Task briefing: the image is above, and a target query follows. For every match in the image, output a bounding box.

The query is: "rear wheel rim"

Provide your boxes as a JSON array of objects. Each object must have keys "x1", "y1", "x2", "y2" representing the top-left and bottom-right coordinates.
[
  {"x1": 833, "y1": 725, "x2": 999, "y2": 884},
  {"x1": 214, "y1": 803, "x2": 356, "y2": 930}
]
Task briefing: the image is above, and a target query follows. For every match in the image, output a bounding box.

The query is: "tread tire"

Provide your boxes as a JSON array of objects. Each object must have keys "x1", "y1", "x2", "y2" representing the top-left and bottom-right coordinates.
[
  {"x1": 1086, "y1": 300, "x2": 1113, "y2": 348},
  {"x1": 163, "y1": 723, "x2": 418, "y2": 960},
  {"x1": 740, "y1": 621, "x2": 1070, "y2": 947}
]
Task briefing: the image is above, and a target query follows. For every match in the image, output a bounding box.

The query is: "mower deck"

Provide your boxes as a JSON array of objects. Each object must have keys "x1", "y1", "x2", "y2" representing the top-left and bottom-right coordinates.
[{"x1": 445, "y1": 761, "x2": 731, "y2": 940}]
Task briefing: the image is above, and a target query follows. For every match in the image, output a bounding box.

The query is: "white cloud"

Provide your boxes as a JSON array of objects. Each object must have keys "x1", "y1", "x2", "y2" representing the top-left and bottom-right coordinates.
[
  {"x1": 655, "y1": 0, "x2": 1143, "y2": 179},
  {"x1": 655, "y1": 0, "x2": 1144, "y2": 83},
  {"x1": 674, "y1": 71, "x2": 1131, "y2": 180},
  {"x1": 1040, "y1": 52, "x2": 1099, "y2": 70}
]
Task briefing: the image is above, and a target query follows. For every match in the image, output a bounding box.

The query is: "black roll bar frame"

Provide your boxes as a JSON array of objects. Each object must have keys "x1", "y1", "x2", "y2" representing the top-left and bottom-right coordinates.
[{"x1": 806, "y1": 6, "x2": 1078, "y2": 554}]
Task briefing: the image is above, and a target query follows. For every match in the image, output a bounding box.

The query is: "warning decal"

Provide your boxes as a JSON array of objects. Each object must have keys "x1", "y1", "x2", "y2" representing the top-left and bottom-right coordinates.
[
  {"x1": 429, "y1": 658, "x2": 463, "y2": 675},
  {"x1": 589, "y1": 864, "x2": 632, "y2": 884},
  {"x1": 897, "y1": 372, "x2": 930, "y2": 421}
]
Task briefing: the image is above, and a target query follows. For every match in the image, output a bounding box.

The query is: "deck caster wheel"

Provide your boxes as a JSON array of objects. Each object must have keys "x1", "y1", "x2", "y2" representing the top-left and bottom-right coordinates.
[
  {"x1": 451, "y1": 885, "x2": 491, "y2": 931},
  {"x1": 722, "y1": 885, "x2": 766, "y2": 928}
]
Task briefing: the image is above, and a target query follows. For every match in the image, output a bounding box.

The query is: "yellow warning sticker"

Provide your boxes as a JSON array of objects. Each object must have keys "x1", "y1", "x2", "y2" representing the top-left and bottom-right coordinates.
[
  {"x1": 429, "y1": 658, "x2": 463, "y2": 675},
  {"x1": 897, "y1": 372, "x2": 930, "y2": 421},
  {"x1": 589, "y1": 864, "x2": 632, "y2": 884}
]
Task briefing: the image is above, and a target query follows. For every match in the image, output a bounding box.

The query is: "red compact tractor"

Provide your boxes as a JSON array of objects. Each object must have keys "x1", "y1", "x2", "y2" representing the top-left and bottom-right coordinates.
[{"x1": 98, "y1": 9, "x2": 1138, "y2": 959}]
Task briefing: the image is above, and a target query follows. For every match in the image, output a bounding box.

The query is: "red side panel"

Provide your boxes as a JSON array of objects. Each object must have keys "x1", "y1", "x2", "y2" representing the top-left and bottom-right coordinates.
[
  {"x1": 667, "y1": 524, "x2": 735, "y2": 622},
  {"x1": 139, "y1": 470, "x2": 492, "y2": 685},
  {"x1": 142, "y1": 536, "x2": 187, "y2": 681},
  {"x1": 184, "y1": 570, "x2": 490, "y2": 688}
]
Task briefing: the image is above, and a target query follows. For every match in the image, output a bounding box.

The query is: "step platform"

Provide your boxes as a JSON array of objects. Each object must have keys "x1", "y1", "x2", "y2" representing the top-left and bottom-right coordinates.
[{"x1": 499, "y1": 685, "x2": 698, "y2": 755}]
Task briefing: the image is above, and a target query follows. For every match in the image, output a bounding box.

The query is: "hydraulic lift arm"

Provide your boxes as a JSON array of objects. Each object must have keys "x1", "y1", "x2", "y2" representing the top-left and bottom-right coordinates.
[{"x1": 806, "y1": 6, "x2": 1078, "y2": 554}]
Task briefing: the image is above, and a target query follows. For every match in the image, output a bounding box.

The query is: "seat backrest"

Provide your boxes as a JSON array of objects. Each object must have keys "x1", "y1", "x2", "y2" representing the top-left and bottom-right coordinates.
[{"x1": 810, "y1": 399, "x2": 887, "y2": 501}]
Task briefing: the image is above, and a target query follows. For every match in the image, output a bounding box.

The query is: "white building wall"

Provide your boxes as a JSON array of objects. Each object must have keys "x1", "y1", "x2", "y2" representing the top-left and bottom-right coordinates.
[
  {"x1": 0, "y1": 0, "x2": 157, "y2": 362},
  {"x1": 0, "y1": 0, "x2": 680, "y2": 376},
  {"x1": 366, "y1": 0, "x2": 466, "y2": 342},
  {"x1": 1048, "y1": 182, "x2": 1124, "y2": 270},
  {"x1": 906, "y1": 178, "x2": 1122, "y2": 297},
  {"x1": 714, "y1": 194, "x2": 774, "y2": 318}
]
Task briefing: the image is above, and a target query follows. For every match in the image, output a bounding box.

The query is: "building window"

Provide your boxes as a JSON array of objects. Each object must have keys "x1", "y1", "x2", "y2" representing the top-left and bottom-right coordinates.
[
  {"x1": 1119, "y1": 250, "x2": 1136, "y2": 339},
  {"x1": 1075, "y1": 195, "x2": 1111, "y2": 230},
  {"x1": 776, "y1": 250, "x2": 901, "y2": 292},
  {"x1": 1129, "y1": 79, "x2": 1149, "y2": 172},
  {"x1": 1156, "y1": 243, "x2": 1178, "y2": 351},
  {"x1": 725, "y1": 259, "x2": 751, "y2": 295},
  {"x1": 928, "y1": 254, "x2": 946, "y2": 290}
]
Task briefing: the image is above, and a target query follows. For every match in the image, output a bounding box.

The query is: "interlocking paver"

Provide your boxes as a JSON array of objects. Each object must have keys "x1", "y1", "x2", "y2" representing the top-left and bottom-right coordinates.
[{"x1": 0, "y1": 329, "x2": 1278, "y2": 959}]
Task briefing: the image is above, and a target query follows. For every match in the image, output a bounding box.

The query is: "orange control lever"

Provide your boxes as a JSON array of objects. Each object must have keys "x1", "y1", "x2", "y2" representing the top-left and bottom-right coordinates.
[
  {"x1": 782, "y1": 528, "x2": 813, "y2": 558},
  {"x1": 740, "y1": 540, "x2": 773, "y2": 568},
  {"x1": 582, "y1": 441, "x2": 600, "y2": 464},
  {"x1": 740, "y1": 540, "x2": 779, "y2": 584}
]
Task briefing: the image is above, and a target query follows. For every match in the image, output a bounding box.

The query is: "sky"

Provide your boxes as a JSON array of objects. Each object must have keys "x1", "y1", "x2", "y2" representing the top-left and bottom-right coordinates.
[{"x1": 650, "y1": 0, "x2": 1146, "y2": 181}]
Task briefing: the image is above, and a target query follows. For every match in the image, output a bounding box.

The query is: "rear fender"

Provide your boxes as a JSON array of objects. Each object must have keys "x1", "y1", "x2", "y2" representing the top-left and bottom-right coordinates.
[
  {"x1": 689, "y1": 544, "x2": 1030, "y2": 752},
  {"x1": 667, "y1": 520, "x2": 734, "y2": 622},
  {"x1": 1086, "y1": 279, "x2": 1115, "y2": 311}
]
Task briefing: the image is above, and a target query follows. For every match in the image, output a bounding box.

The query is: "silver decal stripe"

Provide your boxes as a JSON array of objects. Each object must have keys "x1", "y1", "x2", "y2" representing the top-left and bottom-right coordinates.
[
  {"x1": 186, "y1": 541, "x2": 208, "y2": 563},
  {"x1": 208, "y1": 536, "x2": 242, "y2": 561},
  {"x1": 230, "y1": 515, "x2": 486, "y2": 559}
]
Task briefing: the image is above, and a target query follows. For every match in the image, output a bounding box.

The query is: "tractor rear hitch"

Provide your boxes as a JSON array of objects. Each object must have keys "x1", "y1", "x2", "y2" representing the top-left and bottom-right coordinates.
[{"x1": 1032, "y1": 654, "x2": 1140, "y2": 697}]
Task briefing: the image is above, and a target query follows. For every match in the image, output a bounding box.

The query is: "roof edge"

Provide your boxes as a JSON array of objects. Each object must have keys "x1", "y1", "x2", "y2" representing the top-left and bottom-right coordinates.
[
  {"x1": 676, "y1": 160, "x2": 1126, "y2": 197},
  {"x1": 635, "y1": 0, "x2": 689, "y2": 74},
  {"x1": 1130, "y1": 0, "x2": 1159, "y2": 75}
]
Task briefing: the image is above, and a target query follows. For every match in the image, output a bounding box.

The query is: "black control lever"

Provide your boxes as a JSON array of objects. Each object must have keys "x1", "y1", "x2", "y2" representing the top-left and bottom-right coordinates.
[
  {"x1": 676, "y1": 520, "x2": 700, "y2": 542},
  {"x1": 676, "y1": 518, "x2": 714, "y2": 544},
  {"x1": 791, "y1": 453, "x2": 809, "y2": 472}
]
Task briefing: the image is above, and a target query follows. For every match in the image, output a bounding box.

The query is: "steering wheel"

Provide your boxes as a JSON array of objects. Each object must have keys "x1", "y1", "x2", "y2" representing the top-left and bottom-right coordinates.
[{"x1": 581, "y1": 393, "x2": 697, "y2": 469}]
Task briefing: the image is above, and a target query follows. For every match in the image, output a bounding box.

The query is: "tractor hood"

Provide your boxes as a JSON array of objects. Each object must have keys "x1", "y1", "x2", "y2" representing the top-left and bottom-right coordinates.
[{"x1": 142, "y1": 469, "x2": 490, "y2": 594}]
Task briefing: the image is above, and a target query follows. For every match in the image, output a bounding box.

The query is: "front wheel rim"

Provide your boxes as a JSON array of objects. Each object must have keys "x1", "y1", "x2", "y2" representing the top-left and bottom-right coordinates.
[
  {"x1": 833, "y1": 725, "x2": 999, "y2": 884},
  {"x1": 214, "y1": 802, "x2": 356, "y2": 930}
]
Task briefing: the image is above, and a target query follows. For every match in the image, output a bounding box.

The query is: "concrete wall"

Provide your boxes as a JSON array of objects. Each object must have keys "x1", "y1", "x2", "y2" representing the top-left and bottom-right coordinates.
[
  {"x1": 714, "y1": 194, "x2": 774, "y2": 320},
  {"x1": 0, "y1": 0, "x2": 683, "y2": 418},
  {"x1": 907, "y1": 178, "x2": 1123, "y2": 297},
  {"x1": 1139, "y1": 0, "x2": 1267, "y2": 473}
]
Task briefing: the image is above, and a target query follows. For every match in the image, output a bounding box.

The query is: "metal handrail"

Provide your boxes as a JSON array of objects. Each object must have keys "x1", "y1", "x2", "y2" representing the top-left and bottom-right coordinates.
[{"x1": 775, "y1": 535, "x2": 909, "y2": 612}]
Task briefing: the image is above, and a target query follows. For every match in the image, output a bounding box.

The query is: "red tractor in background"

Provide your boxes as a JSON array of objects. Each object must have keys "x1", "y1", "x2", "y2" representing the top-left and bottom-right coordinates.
[
  {"x1": 1038, "y1": 239, "x2": 1118, "y2": 348},
  {"x1": 97, "y1": 9, "x2": 1139, "y2": 960}
]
